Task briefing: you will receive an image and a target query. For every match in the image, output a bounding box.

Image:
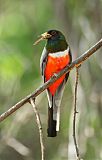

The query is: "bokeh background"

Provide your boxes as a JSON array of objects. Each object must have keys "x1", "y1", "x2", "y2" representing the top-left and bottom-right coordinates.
[{"x1": 0, "y1": 0, "x2": 102, "y2": 160}]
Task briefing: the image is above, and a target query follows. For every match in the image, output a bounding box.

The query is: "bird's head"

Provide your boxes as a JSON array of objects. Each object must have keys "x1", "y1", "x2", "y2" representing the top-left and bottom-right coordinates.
[{"x1": 34, "y1": 29, "x2": 68, "y2": 52}]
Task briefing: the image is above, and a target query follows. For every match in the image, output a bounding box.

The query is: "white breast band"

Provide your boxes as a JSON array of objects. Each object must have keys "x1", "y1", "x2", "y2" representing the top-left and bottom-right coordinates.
[{"x1": 49, "y1": 47, "x2": 69, "y2": 58}]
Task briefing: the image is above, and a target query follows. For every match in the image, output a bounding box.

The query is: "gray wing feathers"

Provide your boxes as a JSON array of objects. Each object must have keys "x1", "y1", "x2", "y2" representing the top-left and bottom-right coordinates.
[{"x1": 40, "y1": 47, "x2": 48, "y2": 76}]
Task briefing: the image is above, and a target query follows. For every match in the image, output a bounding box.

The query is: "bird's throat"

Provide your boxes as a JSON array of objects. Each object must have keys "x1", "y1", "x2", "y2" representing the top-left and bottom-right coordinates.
[{"x1": 46, "y1": 39, "x2": 68, "y2": 53}]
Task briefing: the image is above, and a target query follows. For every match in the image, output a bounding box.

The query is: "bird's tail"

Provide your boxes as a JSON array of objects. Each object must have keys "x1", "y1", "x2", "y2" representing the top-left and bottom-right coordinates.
[
  {"x1": 47, "y1": 96, "x2": 60, "y2": 137},
  {"x1": 47, "y1": 106, "x2": 57, "y2": 137},
  {"x1": 47, "y1": 79, "x2": 67, "y2": 137}
]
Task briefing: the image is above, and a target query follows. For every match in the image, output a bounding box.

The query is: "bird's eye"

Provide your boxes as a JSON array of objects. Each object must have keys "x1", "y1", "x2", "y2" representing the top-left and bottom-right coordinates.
[{"x1": 51, "y1": 31, "x2": 57, "y2": 36}]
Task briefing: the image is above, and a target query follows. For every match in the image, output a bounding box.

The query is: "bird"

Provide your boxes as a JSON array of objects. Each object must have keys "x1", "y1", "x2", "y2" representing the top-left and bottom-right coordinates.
[{"x1": 34, "y1": 30, "x2": 72, "y2": 137}]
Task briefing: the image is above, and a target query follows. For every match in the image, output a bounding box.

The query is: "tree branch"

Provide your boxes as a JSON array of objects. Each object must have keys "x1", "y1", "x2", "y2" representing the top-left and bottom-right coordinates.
[
  {"x1": 73, "y1": 67, "x2": 80, "y2": 160},
  {"x1": 30, "y1": 98, "x2": 45, "y2": 160},
  {"x1": 0, "y1": 38, "x2": 102, "y2": 122}
]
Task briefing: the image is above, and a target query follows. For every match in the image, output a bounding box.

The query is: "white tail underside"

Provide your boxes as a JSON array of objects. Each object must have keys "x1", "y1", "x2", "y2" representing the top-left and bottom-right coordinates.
[{"x1": 56, "y1": 106, "x2": 60, "y2": 131}]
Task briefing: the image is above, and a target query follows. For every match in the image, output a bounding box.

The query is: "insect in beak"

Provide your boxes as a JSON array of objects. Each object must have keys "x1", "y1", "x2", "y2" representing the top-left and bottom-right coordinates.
[{"x1": 33, "y1": 32, "x2": 52, "y2": 45}]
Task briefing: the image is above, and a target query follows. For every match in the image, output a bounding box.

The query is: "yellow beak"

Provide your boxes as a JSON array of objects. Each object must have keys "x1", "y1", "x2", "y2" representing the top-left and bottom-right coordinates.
[{"x1": 33, "y1": 32, "x2": 52, "y2": 45}]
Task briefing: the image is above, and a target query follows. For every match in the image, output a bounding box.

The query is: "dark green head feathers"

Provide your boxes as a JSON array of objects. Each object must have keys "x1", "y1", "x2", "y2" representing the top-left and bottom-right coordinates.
[{"x1": 46, "y1": 30, "x2": 68, "y2": 52}]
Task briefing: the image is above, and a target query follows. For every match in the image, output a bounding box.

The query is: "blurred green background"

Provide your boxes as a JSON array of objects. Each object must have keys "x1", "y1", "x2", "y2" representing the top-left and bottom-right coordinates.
[{"x1": 0, "y1": 0, "x2": 102, "y2": 160}]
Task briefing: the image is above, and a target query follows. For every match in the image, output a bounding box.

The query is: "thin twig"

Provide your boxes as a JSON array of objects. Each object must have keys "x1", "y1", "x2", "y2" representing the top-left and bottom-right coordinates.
[
  {"x1": 30, "y1": 98, "x2": 45, "y2": 160},
  {"x1": 73, "y1": 67, "x2": 80, "y2": 160},
  {"x1": 0, "y1": 38, "x2": 102, "y2": 122}
]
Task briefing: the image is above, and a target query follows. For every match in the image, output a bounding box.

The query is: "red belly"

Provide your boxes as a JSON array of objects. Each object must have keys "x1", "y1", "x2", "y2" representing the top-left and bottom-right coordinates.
[{"x1": 45, "y1": 54, "x2": 70, "y2": 95}]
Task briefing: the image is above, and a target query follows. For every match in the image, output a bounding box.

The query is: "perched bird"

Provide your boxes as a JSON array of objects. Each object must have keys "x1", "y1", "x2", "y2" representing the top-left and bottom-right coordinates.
[{"x1": 34, "y1": 30, "x2": 72, "y2": 137}]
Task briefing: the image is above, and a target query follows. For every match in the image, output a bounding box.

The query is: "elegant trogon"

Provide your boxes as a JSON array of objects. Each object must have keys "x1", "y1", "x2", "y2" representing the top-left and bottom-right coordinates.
[{"x1": 34, "y1": 30, "x2": 72, "y2": 137}]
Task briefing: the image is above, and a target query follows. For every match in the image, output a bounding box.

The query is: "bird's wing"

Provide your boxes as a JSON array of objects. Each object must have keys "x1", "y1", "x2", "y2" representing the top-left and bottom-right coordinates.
[{"x1": 40, "y1": 47, "x2": 48, "y2": 80}]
